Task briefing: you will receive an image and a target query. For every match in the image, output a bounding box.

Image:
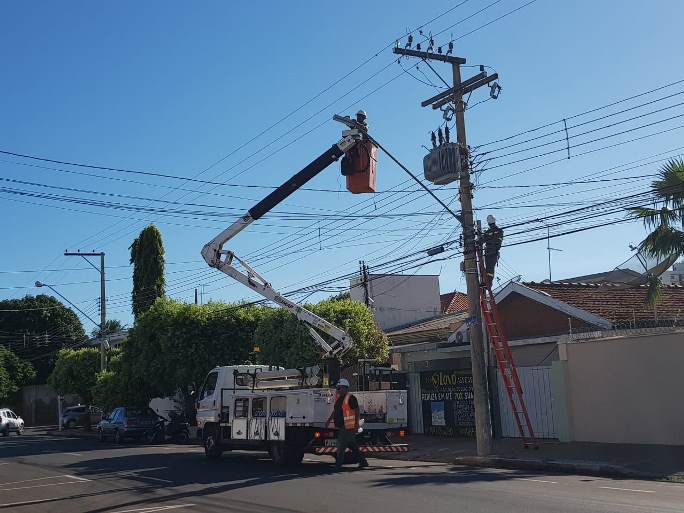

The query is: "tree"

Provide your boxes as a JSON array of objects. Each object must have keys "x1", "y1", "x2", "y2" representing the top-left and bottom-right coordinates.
[
  {"x1": 254, "y1": 298, "x2": 389, "y2": 369},
  {"x1": 130, "y1": 225, "x2": 166, "y2": 318},
  {"x1": 0, "y1": 346, "x2": 35, "y2": 401},
  {"x1": 91, "y1": 349, "x2": 123, "y2": 413},
  {"x1": 91, "y1": 319, "x2": 125, "y2": 339},
  {"x1": 119, "y1": 299, "x2": 265, "y2": 408},
  {"x1": 47, "y1": 348, "x2": 100, "y2": 404},
  {"x1": 0, "y1": 295, "x2": 85, "y2": 382},
  {"x1": 629, "y1": 159, "x2": 684, "y2": 304}
]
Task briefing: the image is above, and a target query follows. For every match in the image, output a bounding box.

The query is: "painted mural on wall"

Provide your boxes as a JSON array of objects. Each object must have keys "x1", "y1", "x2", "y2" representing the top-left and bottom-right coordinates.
[{"x1": 421, "y1": 370, "x2": 475, "y2": 437}]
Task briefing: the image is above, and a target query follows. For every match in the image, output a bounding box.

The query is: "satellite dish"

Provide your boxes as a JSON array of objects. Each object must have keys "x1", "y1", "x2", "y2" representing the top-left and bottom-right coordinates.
[{"x1": 603, "y1": 250, "x2": 680, "y2": 286}]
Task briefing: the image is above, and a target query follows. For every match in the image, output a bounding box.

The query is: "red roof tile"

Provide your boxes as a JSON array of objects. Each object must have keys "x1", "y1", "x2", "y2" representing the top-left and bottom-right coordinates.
[
  {"x1": 440, "y1": 291, "x2": 469, "y2": 314},
  {"x1": 524, "y1": 282, "x2": 684, "y2": 324}
]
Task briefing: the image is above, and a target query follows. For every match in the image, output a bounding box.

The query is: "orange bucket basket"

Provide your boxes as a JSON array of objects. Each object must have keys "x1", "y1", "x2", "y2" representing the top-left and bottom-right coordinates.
[{"x1": 341, "y1": 140, "x2": 377, "y2": 194}]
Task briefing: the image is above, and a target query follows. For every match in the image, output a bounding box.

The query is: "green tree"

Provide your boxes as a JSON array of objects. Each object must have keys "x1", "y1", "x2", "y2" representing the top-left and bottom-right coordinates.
[
  {"x1": 0, "y1": 295, "x2": 85, "y2": 382},
  {"x1": 119, "y1": 299, "x2": 265, "y2": 408},
  {"x1": 0, "y1": 346, "x2": 36, "y2": 401},
  {"x1": 91, "y1": 319, "x2": 125, "y2": 339},
  {"x1": 629, "y1": 159, "x2": 684, "y2": 304},
  {"x1": 47, "y1": 348, "x2": 100, "y2": 404},
  {"x1": 130, "y1": 225, "x2": 166, "y2": 318},
  {"x1": 91, "y1": 349, "x2": 123, "y2": 412},
  {"x1": 254, "y1": 298, "x2": 389, "y2": 369}
]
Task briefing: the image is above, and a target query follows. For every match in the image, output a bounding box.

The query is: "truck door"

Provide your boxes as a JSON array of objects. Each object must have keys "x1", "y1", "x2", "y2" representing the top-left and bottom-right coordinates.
[
  {"x1": 248, "y1": 397, "x2": 267, "y2": 440},
  {"x1": 232, "y1": 398, "x2": 249, "y2": 439},
  {"x1": 196, "y1": 370, "x2": 219, "y2": 429},
  {"x1": 269, "y1": 396, "x2": 286, "y2": 441}
]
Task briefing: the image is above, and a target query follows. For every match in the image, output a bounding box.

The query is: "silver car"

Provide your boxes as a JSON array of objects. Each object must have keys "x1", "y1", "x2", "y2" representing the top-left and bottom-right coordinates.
[{"x1": 0, "y1": 408, "x2": 24, "y2": 436}]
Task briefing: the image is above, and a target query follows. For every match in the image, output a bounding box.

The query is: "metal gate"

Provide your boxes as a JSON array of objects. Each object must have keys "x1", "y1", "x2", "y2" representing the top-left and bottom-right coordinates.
[{"x1": 496, "y1": 366, "x2": 556, "y2": 439}]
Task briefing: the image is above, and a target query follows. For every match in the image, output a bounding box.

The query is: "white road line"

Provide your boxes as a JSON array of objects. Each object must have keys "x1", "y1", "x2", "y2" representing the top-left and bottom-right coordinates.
[
  {"x1": 599, "y1": 486, "x2": 655, "y2": 493},
  {"x1": 0, "y1": 474, "x2": 89, "y2": 486},
  {"x1": 0, "y1": 463, "x2": 9, "y2": 466},
  {"x1": 0, "y1": 480, "x2": 89, "y2": 492},
  {"x1": 520, "y1": 478, "x2": 558, "y2": 484},
  {"x1": 112, "y1": 504, "x2": 195, "y2": 513},
  {"x1": 64, "y1": 452, "x2": 84, "y2": 456},
  {"x1": 66, "y1": 474, "x2": 91, "y2": 482}
]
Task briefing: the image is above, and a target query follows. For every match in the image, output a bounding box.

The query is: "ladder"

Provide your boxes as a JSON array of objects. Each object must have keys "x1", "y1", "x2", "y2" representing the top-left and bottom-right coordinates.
[{"x1": 475, "y1": 243, "x2": 537, "y2": 448}]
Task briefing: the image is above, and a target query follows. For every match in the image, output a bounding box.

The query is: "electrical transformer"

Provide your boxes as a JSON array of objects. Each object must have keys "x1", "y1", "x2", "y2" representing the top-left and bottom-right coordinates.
[{"x1": 423, "y1": 142, "x2": 468, "y2": 185}]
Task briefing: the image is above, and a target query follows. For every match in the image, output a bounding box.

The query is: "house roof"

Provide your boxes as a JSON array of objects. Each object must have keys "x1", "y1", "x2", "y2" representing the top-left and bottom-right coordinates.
[
  {"x1": 523, "y1": 281, "x2": 684, "y2": 324},
  {"x1": 440, "y1": 291, "x2": 469, "y2": 314},
  {"x1": 387, "y1": 311, "x2": 468, "y2": 346}
]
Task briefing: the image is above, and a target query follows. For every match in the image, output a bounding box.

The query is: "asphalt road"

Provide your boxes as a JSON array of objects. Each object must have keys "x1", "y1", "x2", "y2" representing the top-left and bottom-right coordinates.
[{"x1": 1, "y1": 428, "x2": 683, "y2": 513}]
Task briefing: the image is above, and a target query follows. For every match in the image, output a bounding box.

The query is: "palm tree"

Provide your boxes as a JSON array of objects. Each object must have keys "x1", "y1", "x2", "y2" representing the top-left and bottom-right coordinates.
[{"x1": 628, "y1": 159, "x2": 684, "y2": 304}]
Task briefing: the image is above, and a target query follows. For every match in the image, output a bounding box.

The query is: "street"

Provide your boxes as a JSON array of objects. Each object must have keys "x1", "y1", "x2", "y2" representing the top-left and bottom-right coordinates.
[{"x1": 0, "y1": 429, "x2": 682, "y2": 513}]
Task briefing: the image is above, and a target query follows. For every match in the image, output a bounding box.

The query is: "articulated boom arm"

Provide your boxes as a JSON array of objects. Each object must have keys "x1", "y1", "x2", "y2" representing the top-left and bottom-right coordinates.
[{"x1": 201, "y1": 115, "x2": 366, "y2": 358}]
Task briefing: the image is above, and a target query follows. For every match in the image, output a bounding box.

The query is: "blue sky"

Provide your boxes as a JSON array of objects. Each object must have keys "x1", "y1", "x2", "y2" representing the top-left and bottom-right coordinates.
[{"x1": 1, "y1": 0, "x2": 683, "y2": 330}]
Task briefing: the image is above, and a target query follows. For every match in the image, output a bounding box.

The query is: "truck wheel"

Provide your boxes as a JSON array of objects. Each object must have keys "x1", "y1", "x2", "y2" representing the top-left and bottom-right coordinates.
[
  {"x1": 203, "y1": 425, "x2": 222, "y2": 460},
  {"x1": 271, "y1": 443, "x2": 304, "y2": 465}
]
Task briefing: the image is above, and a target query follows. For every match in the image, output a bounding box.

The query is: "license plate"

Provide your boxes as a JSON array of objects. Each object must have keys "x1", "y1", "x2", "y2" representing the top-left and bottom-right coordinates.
[{"x1": 324, "y1": 439, "x2": 337, "y2": 447}]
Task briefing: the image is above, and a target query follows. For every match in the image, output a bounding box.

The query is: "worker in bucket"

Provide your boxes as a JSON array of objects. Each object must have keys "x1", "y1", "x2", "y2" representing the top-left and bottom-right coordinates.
[
  {"x1": 482, "y1": 214, "x2": 504, "y2": 286},
  {"x1": 333, "y1": 378, "x2": 369, "y2": 470}
]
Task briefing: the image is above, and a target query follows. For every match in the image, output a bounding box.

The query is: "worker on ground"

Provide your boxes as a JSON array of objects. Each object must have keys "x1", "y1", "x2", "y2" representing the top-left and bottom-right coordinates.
[
  {"x1": 333, "y1": 378, "x2": 369, "y2": 470},
  {"x1": 482, "y1": 214, "x2": 504, "y2": 286}
]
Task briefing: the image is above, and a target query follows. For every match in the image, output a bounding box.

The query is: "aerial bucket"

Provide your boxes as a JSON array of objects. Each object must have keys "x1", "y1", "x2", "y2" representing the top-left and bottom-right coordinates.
[{"x1": 342, "y1": 140, "x2": 377, "y2": 193}]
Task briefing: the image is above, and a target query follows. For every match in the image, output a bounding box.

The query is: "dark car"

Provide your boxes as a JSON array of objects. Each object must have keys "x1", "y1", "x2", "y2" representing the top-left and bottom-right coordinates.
[
  {"x1": 61, "y1": 405, "x2": 102, "y2": 429},
  {"x1": 97, "y1": 406, "x2": 160, "y2": 443}
]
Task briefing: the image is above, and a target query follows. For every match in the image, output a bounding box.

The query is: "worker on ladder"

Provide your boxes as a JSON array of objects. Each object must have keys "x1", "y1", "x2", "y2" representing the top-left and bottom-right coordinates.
[
  {"x1": 482, "y1": 214, "x2": 504, "y2": 286},
  {"x1": 332, "y1": 378, "x2": 369, "y2": 470}
]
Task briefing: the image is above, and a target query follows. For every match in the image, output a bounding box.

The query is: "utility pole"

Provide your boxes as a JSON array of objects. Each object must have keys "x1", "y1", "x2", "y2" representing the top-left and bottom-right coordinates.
[
  {"x1": 65, "y1": 251, "x2": 106, "y2": 371},
  {"x1": 393, "y1": 44, "x2": 499, "y2": 456},
  {"x1": 545, "y1": 224, "x2": 563, "y2": 282},
  {"x1": 360, "y1": 261, "x2": 370, "y2": 307},
  {"x1": 195, "y1": 288, "x2": 199, "y2": 305}
]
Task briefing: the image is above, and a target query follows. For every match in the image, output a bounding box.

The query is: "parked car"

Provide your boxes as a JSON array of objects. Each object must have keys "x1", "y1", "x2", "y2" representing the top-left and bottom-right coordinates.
[
  {"x1": 97, "y1": 406, "x2": 159, "y2": 443},
  {"x1": 0, "y1": 408, "x2": 24, "y2": 436},
  {"x1": 61, "y1": 405, "x2": 103, "y2": 429}
]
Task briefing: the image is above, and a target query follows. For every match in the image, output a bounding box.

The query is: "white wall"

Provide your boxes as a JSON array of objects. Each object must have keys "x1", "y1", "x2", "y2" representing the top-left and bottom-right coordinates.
[
  {"x1": 662, "y1": 261, "x2": 684, "y2": 285},
  {"x1": 350, "y1": 274, "x2": 441, "y2": 331}
]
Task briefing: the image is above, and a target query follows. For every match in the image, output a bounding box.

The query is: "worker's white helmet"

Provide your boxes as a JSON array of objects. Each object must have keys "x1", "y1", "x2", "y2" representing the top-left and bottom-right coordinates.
[
  {"x1": 487, "y1": 214, "x2": 496, "y2": 225},
  {"x1": 337, "y1": 378, "x2": 350, "y2": 388}
]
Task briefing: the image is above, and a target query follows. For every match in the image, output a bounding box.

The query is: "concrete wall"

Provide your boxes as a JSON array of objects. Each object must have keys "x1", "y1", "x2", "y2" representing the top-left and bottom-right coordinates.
[
  {"x1": 561, "y1": 330, "x2": 684, "y2": 445},
  {"x1": 350, "y1": 274, "x2": 440, "y2": 331},
  {"x1": 19, "y1": 385, "x2": 80, "y2": 426}
]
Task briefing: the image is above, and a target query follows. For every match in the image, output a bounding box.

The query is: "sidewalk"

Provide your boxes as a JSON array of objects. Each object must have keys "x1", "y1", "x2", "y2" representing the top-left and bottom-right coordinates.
[{"x1": 378, "y1": 435, "x2": 684, "y2": 482}]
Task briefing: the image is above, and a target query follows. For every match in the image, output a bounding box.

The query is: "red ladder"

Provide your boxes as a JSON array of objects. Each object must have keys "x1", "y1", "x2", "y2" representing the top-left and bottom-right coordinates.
[{"x1": 475, "y1": 243, "x2": 537, "y2": 448}]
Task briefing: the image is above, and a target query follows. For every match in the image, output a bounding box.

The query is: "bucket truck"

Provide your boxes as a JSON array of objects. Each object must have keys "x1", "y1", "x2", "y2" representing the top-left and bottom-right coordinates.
[{"x1": 196, "y1": 114, "x2": 408, "y2": 464}]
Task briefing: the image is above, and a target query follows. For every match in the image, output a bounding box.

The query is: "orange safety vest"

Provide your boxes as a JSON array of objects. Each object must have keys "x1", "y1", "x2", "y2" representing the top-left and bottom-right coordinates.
[{"x1": 341, "y1": 394, "x2": 357, "y2": 430}]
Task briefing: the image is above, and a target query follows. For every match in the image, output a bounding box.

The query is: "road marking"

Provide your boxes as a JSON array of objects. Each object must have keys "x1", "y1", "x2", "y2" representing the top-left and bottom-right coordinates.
[
  {"x1": 64, "y1": 452, "x2": 83, "y2": 456},
  {"x1": 0, "y1": 474, "x2": 89, "y2": 486},
  {"x1": 0, "y1": 480, "x2": 89, "y2": 492},
  {"x1": 520, "y1": 478, "x2": 558, "y2": 484},
  {"x1": 0, "y1": 463, "x2": 9, "y2": 466},
  {"x1": 599, "y1": 486, "x2": 655, "y2": 493},
  {"x1": 112, "y1": 504, "x2": 195, "y2": 513}
]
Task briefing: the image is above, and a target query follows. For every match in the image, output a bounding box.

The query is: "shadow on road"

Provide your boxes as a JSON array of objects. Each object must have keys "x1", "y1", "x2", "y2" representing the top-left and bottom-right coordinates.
[{"x1": 368, "y1": 466, "x2": 537, "y2": 487}]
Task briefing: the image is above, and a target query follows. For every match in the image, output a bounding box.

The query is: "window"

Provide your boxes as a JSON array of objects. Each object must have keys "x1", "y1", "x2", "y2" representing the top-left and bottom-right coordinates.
[
  {"x1": 251, "y1": 398, "x2": 266, "y2": 418},
  {"x1": 8, "y1": 411, "x2": 16, "y2": 419},
  {"x1": 270, "y1": 397, "x2": 286, "y2": 418},
  {"x1": 201, "y1": 371, "x2": 219, "y2": 400},
  {"x1": 111, "y1": 409, "x2": 122, "y2": 422},
  {"x1": 234, "y1": 398, "x2": 249, "y2": 418}
]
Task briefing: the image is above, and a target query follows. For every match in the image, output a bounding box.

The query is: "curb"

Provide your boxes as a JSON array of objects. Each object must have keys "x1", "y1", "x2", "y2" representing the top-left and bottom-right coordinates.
[
  {"x1": 46, "y1": 429, "x2": 98, "y2": 438},
  {"x1": 453, "y1": 456, "x2": 676, "y2": 482}
]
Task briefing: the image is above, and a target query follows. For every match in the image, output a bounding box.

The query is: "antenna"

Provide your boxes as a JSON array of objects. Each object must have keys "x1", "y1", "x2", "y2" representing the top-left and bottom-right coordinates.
[{"x1": 545, "y1": 223, "x2": 563, "y2": 281}]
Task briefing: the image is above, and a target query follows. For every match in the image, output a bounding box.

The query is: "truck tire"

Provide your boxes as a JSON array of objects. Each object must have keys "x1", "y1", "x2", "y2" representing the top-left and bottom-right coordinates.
[
  {"x1": 202, "y1": 424, "x2": 223, "y2": 460},
  {"x1": 270, "y1": 443, "x2": 304, "y2": 465}
]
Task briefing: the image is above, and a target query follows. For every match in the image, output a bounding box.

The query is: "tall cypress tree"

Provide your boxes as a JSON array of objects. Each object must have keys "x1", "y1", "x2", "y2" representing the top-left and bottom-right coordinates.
[{"x1": 130, "y1": 225, "x2": 166, "y2": 318}]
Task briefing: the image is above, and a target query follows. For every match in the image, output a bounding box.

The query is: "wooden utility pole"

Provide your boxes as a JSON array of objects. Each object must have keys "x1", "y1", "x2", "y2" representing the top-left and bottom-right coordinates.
[{"x1": 393, "y1": 45, "x2": 498, "y2": 456}]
